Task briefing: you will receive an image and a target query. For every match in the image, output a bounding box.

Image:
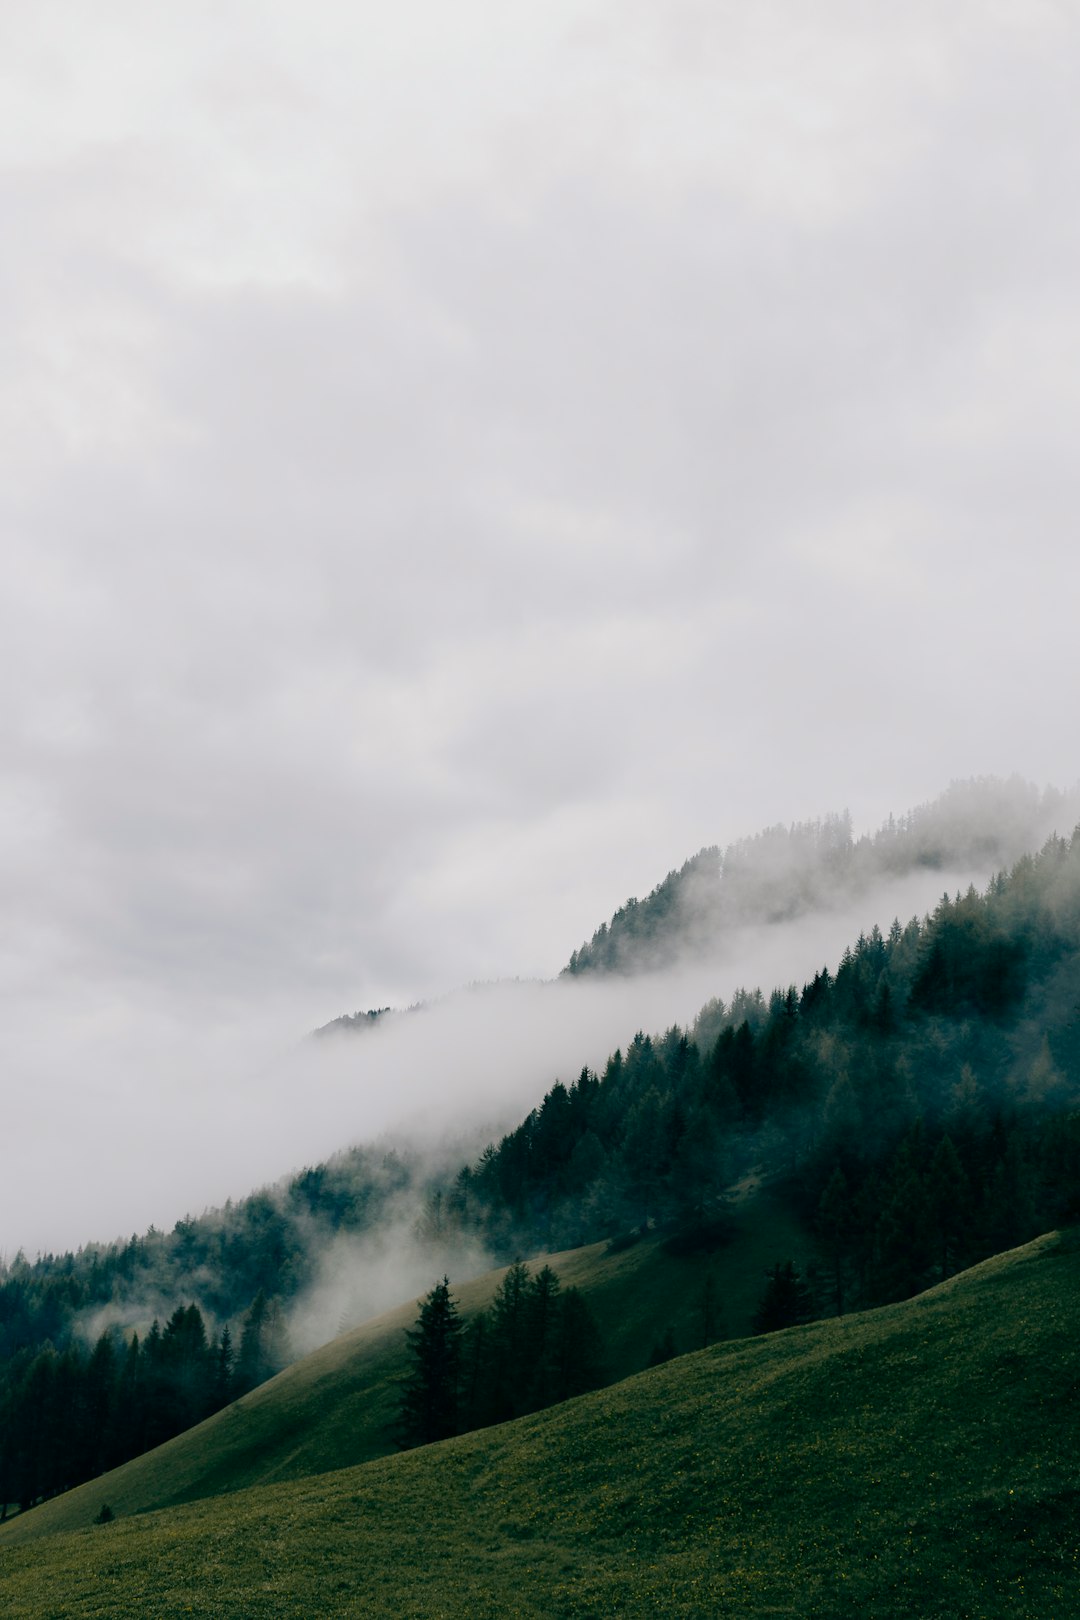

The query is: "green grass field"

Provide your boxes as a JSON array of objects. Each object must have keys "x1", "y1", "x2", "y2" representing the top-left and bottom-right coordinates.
[{"x1": 0, "y1": 1228, "x2": 1076, "y2": 1618}]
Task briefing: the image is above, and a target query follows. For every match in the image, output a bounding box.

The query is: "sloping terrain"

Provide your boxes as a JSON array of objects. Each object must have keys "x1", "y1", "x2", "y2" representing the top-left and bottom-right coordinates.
[
  {"x1": 0, "y1": 1231, "x2": 1075, "y2": 1618},
  {"x1": 563, "y1": 778, "x2": 1080, "y2": 977},
  {"x1": 0, "y1": 1182, "x2": 804, "y2": 1545}
]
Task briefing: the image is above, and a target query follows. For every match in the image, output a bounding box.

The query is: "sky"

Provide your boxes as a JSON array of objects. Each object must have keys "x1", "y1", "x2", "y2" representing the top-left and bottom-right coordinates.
[{"x1": 2, "y1": 2, "x2": 1079, "y2": 1253}]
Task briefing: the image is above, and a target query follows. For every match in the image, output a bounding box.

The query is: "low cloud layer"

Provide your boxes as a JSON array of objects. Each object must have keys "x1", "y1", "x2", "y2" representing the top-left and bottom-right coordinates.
[{"x1": 1, "y1": 857, "x2": 1013, "y2": 1256}]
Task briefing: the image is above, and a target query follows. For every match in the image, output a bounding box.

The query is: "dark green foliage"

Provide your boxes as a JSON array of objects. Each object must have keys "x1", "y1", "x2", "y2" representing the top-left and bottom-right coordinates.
[
  {"x1": 563, "y1": 780, "x2": 1076, "y2": 977},
  {"x1": 476, "y1": 1260, "x2": 532, "y2": 1425},
  {"x1": 926, "y1": 1135, "x2": 969, "y2": 1279},
  {"x1": 0, "y1": 1146, "x2": 420, "y2": 1506},
  {"x1": 462, "y1": 824, "x2": 1080, "y2": 1330},
  {"x1": 661, "y1": 1217, "x2": 733, "y2": 1258},
  {"x1": 398, "y1": 1278, "x2": 463, "y2": 1449},
  {"x1": 815, "y1": 1166, "x2": 854, "y2": 1315},
  {"x1": 549, "y1": 1286, "x2": 606, "y2": 1401},
  {"x1": 753, "y1": 1262, "x2": 814, "y2": 1334},
  {"x1": 646, "y1": 1328, "x2": 678, "y2": 1367},
  {"x1": 410, "y1": 1264, "x2": 607, "y2": 1446},
  {"x1": 0, "y1": 1299, "x2": 263, "y2": 1515},
  {"x1": 235, "y1": 1291, "x2": 290, "y2": 1396},
  {"x1": 6, "y1": 808, "x2": 1080, "y2": 1519}
]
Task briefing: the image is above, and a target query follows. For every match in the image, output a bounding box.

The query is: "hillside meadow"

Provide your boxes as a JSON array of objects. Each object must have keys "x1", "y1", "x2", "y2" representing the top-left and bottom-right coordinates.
[
  {"x1": 0, "y1": 1181, "x2": 802, "y2": 1544},
  {"x1": 0, "y1": 1229, "x2": 1076, "y2": 1618}
]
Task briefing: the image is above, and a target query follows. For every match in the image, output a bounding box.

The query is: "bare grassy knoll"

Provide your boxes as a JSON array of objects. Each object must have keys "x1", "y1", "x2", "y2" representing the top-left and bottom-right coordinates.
[{"x1": 0, "y1": 1230, "x2": 1076, "y2": 1619}]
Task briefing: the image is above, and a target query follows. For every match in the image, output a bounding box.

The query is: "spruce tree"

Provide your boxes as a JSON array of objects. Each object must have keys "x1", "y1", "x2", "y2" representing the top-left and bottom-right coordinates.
[
  {"x1": 398, "y1": 1277, "x2": 463, "y2": 1449},
  {"x1": 485, "y1": 1261, "x2": 532, "y2": 1423},
  {"x1": 816, "y1": 1166, "x2": 854, "y2": 1315},
  {"x1": 551, "y1": 1287, "x2": 605, "y2": 1401},
  {"x1": 753, "y1": 1262, "x2": 814, "y2": 1334}
]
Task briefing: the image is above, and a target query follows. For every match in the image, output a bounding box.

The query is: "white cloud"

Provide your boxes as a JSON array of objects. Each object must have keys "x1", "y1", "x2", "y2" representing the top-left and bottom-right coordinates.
[{"x1": 1, "y1": 2, "x2": 1079, "y2": 1252}]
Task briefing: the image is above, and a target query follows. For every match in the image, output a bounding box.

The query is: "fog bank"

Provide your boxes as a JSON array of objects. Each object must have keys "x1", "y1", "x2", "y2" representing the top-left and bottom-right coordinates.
[{"x1": 1, "y1": 860, "x2": 1001, "y2": 1257}]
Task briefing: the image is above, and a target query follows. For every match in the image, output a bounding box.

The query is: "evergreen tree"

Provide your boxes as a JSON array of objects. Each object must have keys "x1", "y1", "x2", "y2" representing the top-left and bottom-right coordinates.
[
  {"x1": 522, "y1": 1264, "x2": 561, "y2": 1410},
  {"x1": 398, "y1": 1277, "x2": 463, "y2": 1449},
  {"x1": 550, "y1": 1287, "x2": 606, "y2": 1402},
  {"x1": 234, "y1": 1291, "x2": 288, "y2": 1394},
  {"x1": 484, "y1": 1261, "x2": 532, "y2": 1423},
  {"x1": 927, "y1": 1135, "x2": 969, "y2": 1279},
  {"x1": 236, "y1": 1291, "x2": 267, "y2": 1394},
  {"x1": 213, "y1": 1323, "x2": 235, "y2": 1407},
  {"x1": 459, "y1": 1310, "x2": 489, "y2": 1432},
  {"x1": 753, "y1": 1262, "x2": 814, "y2": 1334},
  {"x1": 646, "y1": 1327, "x2": 678, "y2": 1367},
  {"x1": 816, "y1": 1166, "x2": 855, "y2": 1315}
]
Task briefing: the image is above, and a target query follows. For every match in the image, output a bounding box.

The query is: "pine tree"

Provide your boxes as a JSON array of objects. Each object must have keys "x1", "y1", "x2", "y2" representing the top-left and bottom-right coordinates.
[
  {"x1": 523, "y1": 1264, "x2": 561, "y2": 1410},
  {"x1": 816, "y1": 1166, "x2": 854, "y2": 1315},
  {"x1": 398, "y1": 1277, "x2": 463, "y2": 1449},
  {"x1": 485, "y1": 1261, "x2": 532, "y2": 1423},
  {"x1": 646, "y1": 1327, "x2": 678, "y2": 1367},
  {"x1": 927, "y1": 1135, "x2": 969, "y2": 1279},
  {"x1": 753, "y1": 1262, "x2": 814, "y2": 1334},
  {"x1": 235, "y1": 1291, "x2": 288, "y2": 1394},
  {"x1": 550, "y1": 1287, "x2": 605, "y2": 1402},
  {"x1": 213, "y1": 1323, "x2": 235, "y2": 1408},
  {"x1": 235, "y1": 1292, "x2": 266, "y2": 1395}
]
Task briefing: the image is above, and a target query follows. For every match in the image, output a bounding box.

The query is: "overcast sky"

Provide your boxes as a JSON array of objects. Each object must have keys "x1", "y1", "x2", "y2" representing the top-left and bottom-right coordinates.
[{"x1": 3, "y1": 2, "x2": 1079, "y2": 1252}]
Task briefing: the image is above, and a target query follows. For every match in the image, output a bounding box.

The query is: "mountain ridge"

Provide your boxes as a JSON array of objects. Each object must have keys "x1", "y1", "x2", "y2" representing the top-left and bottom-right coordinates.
[{"x1": 563, "y1": 776, "x2": 1080, "y2": 977}]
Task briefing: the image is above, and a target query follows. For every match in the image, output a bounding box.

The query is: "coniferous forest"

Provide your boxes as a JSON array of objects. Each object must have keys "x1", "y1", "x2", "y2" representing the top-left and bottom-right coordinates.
[
  {"x1": 461, "y1": 827, "x2": 1080, "y2": 1290},
  {"x1": 397, "y1": 1263, "x2": 605, "y2": 1450},
  {"x1": 3, "y1": 812, "x2": 1080, "y2": 1510}
]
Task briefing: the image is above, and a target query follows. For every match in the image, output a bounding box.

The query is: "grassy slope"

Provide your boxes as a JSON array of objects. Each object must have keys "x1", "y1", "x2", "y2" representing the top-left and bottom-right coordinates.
[
  {"x1": 0, "y1": 1231, "x2": 1076, "y2": 1619},
  {"x1": 0, "y1": 1182, "x2": 805, "y2": 1546}
]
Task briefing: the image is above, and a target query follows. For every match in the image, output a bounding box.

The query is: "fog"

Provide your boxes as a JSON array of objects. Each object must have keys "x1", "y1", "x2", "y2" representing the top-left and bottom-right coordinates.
[
  {"x1": 1, "y1": 854, "x2": 1010, "y2": 1258},
  {"x1": 3, "y1": 7, "x2": 1080, "y2": 1261}
]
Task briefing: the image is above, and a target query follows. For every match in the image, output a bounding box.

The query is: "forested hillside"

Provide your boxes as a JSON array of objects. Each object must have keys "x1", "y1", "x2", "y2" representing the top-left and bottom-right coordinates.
[
  {"x1": 467, "y1": 823, "x2": 1080, "y2": 1305},
  {"x1": 3, "y1": 798, "x2": 1079, "y2": 1518},
  {"x1": 564, "y1": 777, "x2": 1080, "y2": 975},
  {"x1": 0, "y1": 1148, "x2": 426, "y2": 1514}
]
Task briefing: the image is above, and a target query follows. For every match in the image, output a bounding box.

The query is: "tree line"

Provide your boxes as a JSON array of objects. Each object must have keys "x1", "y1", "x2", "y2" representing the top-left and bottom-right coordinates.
[
  {"x1": 398, "y1": 1263, "x2": 605, "y2": 1450},
  {"x1": 563, "y1": 778, "x2": 1077, "y2": 976},
  {"x1": 0, "y1": 1290, "x2": 288, "y2": 1518},
  {"x1": 3, "y1": 820, "x2": 1080, "y2": 1500},
  {"x1": 449, "y1": 828, "x2": 1080, "y2": 1312}
]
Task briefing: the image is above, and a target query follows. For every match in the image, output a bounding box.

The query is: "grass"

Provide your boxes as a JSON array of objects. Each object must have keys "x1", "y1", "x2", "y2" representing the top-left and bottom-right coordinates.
[
  {"x1": 0, "y1": 1229, "x2": 1076, "y2": 1617},
  {"x1": 0, "y1": 1180, "x2": 804, "y2": 1544}
]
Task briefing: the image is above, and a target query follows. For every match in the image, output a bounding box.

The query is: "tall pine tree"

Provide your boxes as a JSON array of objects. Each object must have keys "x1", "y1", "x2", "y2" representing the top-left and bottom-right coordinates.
[{"x1": 398, "y1": 1277, "x2": 463, "y2": 1449}]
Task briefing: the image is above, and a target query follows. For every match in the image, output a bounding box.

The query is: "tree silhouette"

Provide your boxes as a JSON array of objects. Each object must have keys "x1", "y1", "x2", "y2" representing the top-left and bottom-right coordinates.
[{"x1": 398, "y1": 1277, "x2": 463, "y2": 1449}]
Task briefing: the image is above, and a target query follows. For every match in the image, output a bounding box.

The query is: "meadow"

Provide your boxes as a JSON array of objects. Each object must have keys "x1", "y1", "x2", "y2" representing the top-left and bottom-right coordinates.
[{"x1": 0, "y1": 1228, "x2": 1075, "y2": 1618}]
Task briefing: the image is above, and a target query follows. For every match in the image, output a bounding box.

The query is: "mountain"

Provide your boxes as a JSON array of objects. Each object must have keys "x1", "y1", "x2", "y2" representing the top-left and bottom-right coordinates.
[
  {"x1": 465, "y1": 818, "x2": 1080, "y2": 1276},
  {"x1": 0, "y1": 1229, "x2": 1076, "y2": 1617},
  {"x1": 563, "y1": 776, "x2": 1080, "y2": 976},
  {"x1": 4, "y1": 803, "x2": 1080, "y2": 1517},
  {"x1": 312, "y1": 1006, "x2": 394, "y2": 1038}
]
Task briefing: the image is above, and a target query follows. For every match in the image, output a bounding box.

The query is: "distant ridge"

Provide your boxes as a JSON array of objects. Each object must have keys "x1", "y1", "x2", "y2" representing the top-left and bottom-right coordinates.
[
  {"x1": 311, "y1": 1005, "x2": 393, "y2": 1038},
  {"x1": 563, "y1": 775, "x2": 1080, "y2": 976}
]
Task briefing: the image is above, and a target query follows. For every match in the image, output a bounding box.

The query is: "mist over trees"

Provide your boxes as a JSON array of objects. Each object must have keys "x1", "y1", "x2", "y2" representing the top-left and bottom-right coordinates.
[
  {"x1": 0, "y1": 1293, "x2": 286, "y2": 1518},
  {"x1": 564, "y1": 778, "x2": 1080, "y2": 977},
  {"x1": 3, "y1": 782, "x2": 1080, "y2": 1511},
  {"x1": 456, "y1": 823, "x2": 1080, "y2": 1312},
  {"x1": 0, "y1": 1147, "x2": 428, "y2": 1514}
]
